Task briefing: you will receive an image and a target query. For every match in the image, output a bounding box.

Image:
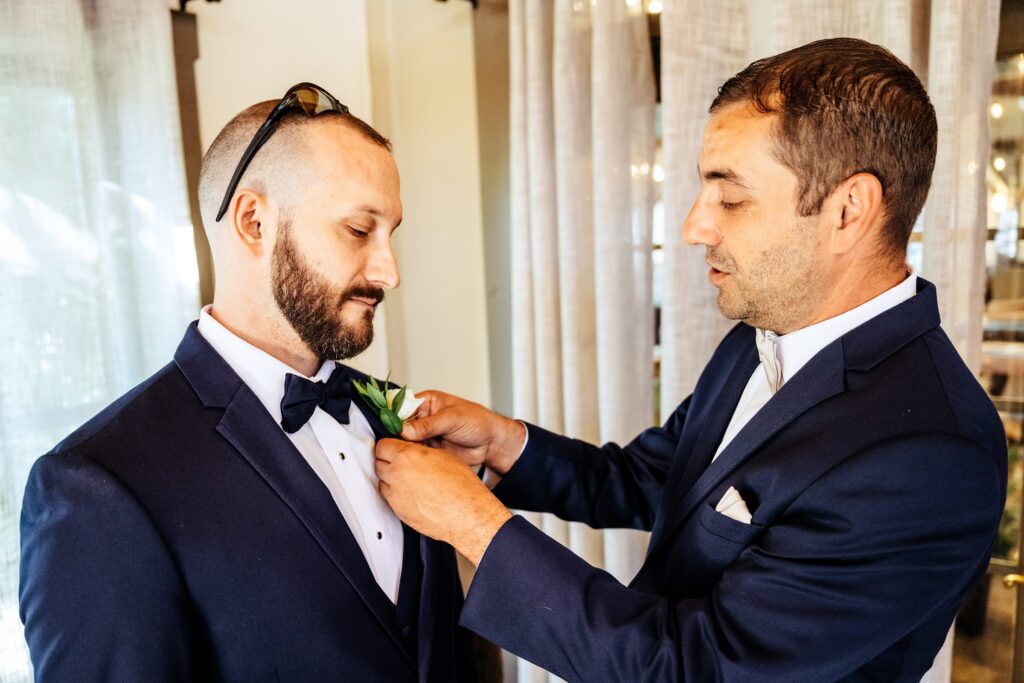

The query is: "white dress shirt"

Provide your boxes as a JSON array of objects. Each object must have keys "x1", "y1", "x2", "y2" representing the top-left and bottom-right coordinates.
[
  {"x1": 198, "y1": 308, "x2": 404, "y2": 602},
  {"x1": 713, "y1": 270, "x2": 918, "y2": 461}
]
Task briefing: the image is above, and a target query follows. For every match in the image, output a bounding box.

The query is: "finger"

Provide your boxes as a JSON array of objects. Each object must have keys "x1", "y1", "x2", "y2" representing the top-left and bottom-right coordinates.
[
  {"x1": 374, "y1": 457, "x2": 390, "y2": 482},
  {"x1": 402, "y1": 410, "x2": 461, "y2": 442},
  {"x1": 374, "y1": 438, "x2": 402, "y2": 463},
  {"x1": 407, "y1": 390, "x2": 445, "y2": 417},
  {"x1": 407, "y1": 393, "x2": 432, "y2": 420}
]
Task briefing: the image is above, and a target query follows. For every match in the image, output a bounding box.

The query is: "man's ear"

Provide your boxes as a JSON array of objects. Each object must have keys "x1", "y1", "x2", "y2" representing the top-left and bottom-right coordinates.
[
  {"x1": 227, "y1": 189, "x2": 266, "y2": 254},
  {"x1": 828, "y1": 172, "x2": 884, "y2": 256}
]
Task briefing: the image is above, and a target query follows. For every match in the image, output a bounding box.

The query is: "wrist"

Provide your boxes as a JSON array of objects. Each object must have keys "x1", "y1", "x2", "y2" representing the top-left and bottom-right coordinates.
[
  {"x1": 456, "y1": 500, "x2": 513, "y2": 566},
  {"x1": 488, "y1": 418, "x2": 527, "y2": 475}
]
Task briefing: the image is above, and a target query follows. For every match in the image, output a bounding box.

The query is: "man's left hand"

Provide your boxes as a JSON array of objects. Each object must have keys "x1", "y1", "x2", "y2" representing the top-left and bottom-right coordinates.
[{"x1": 375, "y1": 439, "x2": 512, "y2": 565}]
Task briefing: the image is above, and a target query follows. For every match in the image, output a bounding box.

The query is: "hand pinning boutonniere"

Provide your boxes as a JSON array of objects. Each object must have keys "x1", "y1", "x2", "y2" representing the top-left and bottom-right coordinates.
[{"x1": 351, "y1": 374, "x2": 424, "y2": 436}]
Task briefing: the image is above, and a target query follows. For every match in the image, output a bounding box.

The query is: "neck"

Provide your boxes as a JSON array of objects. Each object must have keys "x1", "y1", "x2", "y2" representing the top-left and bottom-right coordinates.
[
  {"x1": 208, "y1": 299, "x2": 322, "y2": 377},
  {"x1": 777, "y1": 261, "x2": 908, "y2": 335}
]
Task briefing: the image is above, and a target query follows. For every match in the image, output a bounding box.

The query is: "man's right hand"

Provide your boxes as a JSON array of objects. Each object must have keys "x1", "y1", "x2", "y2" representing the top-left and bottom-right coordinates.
[{"x1": 401, "y1": 391, "x2": 527, "y2": 475}]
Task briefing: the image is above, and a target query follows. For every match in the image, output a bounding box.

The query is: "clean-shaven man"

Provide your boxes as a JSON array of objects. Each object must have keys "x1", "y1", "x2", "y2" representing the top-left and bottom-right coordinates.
[
  {"x1": 21, "y1": 83, "x2": 479, "y2": 682},
  {"x1": 375, "y1": 39, "x2": 1007, "y2": 681}
]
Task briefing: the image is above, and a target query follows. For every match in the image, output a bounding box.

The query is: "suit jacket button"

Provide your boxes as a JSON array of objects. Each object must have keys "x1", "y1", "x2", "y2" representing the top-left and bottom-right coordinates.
[{"x1": 401, "y1": 625, "x2": 413, "y2": 638}]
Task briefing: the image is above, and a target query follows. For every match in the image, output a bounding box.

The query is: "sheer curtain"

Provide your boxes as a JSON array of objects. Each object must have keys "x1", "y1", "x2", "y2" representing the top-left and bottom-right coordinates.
[
  {"x1": 659, "y1": 1, "x2": 1000, "y2": 681},
  {"x1": 509, "y1": 0, "x2": 656, "y2": 680},
  {"x1": 0, "y1": 2, "x2": 198, "y2": 679}
]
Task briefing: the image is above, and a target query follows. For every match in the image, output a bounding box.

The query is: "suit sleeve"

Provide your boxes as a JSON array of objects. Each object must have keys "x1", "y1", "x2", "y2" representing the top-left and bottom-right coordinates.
[
  {"x1": 492, "y1": 396, "x2": 692, "y2": 531},
  {"x1": 461, "y1": 434, "x2": 1004, "y2": 682},
  {"x1": 20, "y1": 451, "x2": 196, "y2": 682}
]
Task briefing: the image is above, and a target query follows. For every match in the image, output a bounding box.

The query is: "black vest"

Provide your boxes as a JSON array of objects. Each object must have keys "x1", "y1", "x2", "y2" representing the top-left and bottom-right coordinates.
[{"x1": 393, "y1": 523, "x2": 423, "y2": 662}]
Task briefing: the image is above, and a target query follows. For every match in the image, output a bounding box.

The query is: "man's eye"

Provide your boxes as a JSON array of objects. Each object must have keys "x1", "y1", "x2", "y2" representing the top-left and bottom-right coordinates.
[
  {"x1": 348, "y1": 227, "x2": 369, "y2": 238},
  {"x1": 720, "y1": 201, "x2": 744, "y2": 211}
]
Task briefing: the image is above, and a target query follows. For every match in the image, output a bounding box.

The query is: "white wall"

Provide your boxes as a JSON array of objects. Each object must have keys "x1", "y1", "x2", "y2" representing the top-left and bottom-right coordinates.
[
  {"x1": 187, "y1": 0, "x2": 491, "y2": 403},
  {"x1": 367, "y1": 0, "x2": 492, "y2": 405},
  {"x1": 189, "y1": 0, "x2": 374, "y2": 148}
]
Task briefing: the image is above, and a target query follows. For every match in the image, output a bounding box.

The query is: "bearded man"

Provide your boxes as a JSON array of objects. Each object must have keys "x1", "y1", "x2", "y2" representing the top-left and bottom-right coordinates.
[{"x1": 19, "y1": 84, "x2": 479, "y2": 682}]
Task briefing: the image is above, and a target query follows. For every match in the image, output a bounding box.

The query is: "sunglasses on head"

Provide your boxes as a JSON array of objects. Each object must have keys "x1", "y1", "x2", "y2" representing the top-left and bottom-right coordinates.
[{"x1": 215, "y1": 82, "x2": 349, "y2": 222}]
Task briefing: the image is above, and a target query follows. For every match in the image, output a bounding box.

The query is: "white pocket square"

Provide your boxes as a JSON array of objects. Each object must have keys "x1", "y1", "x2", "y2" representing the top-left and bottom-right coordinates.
[{"x1": 715, "y1": 486, "x2": 752, "y2": 524}]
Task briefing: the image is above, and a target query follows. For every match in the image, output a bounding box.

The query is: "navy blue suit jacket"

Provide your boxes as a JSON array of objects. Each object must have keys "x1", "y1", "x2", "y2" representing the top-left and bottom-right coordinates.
[
  {"x1": 461, "y1": 279, "x2": 1006, "y2": 682},
  {"x1": 20, "y1": 324, "x2": 478, "y2": 682}
]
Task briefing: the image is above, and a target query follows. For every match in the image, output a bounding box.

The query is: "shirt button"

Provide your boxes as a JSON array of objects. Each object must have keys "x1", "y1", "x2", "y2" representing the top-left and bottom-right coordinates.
[
  {"x1": 338, "y1": 451, "x2": 346, "y2": 461},
  {"x1": 376, "y1": 531, "x2": 383, "y2": 540}
]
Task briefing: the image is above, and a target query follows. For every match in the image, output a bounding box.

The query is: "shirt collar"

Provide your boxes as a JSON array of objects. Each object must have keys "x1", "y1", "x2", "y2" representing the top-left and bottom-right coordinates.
[
  {"x1": 197, "y1": 306, "x2": 335, "y2": 425},
  {"x1": 759, "y1": 269, "x2": 918, "y2": 387}
]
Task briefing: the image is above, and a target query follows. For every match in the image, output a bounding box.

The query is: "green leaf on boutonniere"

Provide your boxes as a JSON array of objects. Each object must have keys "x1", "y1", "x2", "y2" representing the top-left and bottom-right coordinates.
[
  {"x1": 380, "y1": 408, "x2": 403, "y2": 435},
  {"x1": 351, "y1": 375, "x2": 411, "y2": 436},
  {"x1": 366, "y1": 382, "x2": 387, "y2": 410},
  {"x1": 391, "y1": 386, "x2": 407, "y2": 416}
]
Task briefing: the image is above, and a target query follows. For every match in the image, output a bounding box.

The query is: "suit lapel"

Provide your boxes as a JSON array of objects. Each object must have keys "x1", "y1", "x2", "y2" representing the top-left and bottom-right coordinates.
[
  {"x1": 216, "y1": 386, "x2": 413, "y2": 665},
  {"x1": 655, "y1": 341, "x2": 847, "y2": 544},
  {"x1": 649, "y1": 338, "x2": 758, "y2": 544}
]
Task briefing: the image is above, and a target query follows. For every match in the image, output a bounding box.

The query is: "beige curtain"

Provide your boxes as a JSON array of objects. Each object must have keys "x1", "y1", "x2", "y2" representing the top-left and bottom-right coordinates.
[
  {"x1": 922, "y1": 0, "x2": 1001, "y2": 374},
  {"x1": 509, "y1": 0, "x2": 656, "y2": 679},
  {"x1": 659, "y1": 1, "x2": 1000, "y2": 681}
]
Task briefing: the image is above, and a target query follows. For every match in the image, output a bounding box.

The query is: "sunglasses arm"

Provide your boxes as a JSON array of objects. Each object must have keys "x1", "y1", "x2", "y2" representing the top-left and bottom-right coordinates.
[{"x1": 214, "y1": 98, "x2": 296, "y2": 222}]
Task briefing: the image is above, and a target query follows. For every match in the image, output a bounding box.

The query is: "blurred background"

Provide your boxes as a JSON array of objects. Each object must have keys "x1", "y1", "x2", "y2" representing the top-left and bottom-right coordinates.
[{"x1": 1, "y1": 0, "x2": 1022, "y2": 681}]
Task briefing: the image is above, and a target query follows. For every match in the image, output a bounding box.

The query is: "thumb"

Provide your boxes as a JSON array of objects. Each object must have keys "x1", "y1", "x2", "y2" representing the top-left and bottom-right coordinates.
[
  {"x1": 406, "y1": 390, "x2": 447, "y2": 418},
  {"x1": 402, "y1": 411, "x2": 458, "y2": 442}
]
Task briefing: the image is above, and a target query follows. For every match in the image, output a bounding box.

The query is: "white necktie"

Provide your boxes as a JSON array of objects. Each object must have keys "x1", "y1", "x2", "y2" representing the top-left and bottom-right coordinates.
[
  {"x1": 713, "y1": 329, "x2": 784, "y2": 461},
  {"x1": 756, "y1": 329, "x2": 783, "y2": 394}
]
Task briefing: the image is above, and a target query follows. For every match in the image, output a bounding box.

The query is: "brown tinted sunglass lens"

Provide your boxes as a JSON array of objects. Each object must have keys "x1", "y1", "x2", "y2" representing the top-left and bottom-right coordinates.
[
  {"x1": 311, "y1": 93, "x2": 336, "y2": 114},
  {"x1": 292, "y1": 88, "x2": 323, "y2": 114}
]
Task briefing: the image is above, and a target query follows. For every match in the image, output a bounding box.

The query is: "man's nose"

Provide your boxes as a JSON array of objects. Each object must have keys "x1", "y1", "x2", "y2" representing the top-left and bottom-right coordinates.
[
  {"x1": 366, "y1": 240, "x2": 400, "y2": 290},
  {"x1": 682, "y1": 195, "x2": 721, "y2": 247}
]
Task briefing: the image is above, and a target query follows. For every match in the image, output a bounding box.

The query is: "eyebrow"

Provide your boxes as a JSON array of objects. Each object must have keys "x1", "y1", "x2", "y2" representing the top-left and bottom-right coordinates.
[
  {"x1": 352, "y1": 205, "x2": 402, "y2": 229},
  {"x1": 698, "y1": 164, "x2": 752, "y2": 189}
]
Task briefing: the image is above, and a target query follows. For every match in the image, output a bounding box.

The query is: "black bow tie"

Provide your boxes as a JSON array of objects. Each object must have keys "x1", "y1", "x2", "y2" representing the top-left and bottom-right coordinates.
[{"x1": 280, "y1": 366, "x2": 353, "y2": 434}]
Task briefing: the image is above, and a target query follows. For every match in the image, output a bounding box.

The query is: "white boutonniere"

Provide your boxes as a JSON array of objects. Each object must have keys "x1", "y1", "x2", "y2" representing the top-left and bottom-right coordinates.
[{"x1": 351, "y1": 374, "x2": 424, "y2": 435}]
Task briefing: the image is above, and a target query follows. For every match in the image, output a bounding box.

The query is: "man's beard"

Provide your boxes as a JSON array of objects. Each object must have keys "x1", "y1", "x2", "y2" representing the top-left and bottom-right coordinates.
[{"x1": 271, "y1": 221, "x2": 384, "y2": 361}]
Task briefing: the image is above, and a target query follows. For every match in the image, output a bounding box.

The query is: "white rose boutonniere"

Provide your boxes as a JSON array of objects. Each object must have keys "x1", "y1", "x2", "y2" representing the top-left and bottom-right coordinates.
[{"x1": 351, "y1": 374, "x2": 424, "y2": 435}]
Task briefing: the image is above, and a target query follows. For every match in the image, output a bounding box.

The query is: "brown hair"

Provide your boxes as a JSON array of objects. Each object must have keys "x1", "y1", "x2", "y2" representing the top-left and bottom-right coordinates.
[{"x1": 711, "y1": 37, "x2": 937, "y2": 261}]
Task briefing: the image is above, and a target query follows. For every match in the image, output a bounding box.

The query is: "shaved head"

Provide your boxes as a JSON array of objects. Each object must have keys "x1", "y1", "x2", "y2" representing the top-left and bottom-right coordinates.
[
  {"x1": 198, "y1": 92, "x2": 401, "y2": 375},
  {"x1": 198, "y1": 99, "x2": 391, "y2": 240}
]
